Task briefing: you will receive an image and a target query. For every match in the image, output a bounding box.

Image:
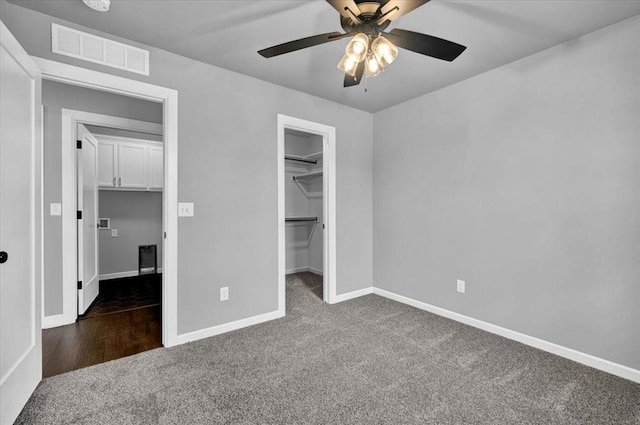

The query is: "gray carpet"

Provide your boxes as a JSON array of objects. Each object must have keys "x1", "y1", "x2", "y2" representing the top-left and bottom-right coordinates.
[{"x1": 18, "y1": 272, "x2": 640, "y2": 424}]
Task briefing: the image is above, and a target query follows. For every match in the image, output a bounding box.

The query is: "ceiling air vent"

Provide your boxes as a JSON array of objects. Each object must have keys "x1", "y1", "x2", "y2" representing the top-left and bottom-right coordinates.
[{"x1": 51, "y1": 23, "x2": 149, "y2": 76}]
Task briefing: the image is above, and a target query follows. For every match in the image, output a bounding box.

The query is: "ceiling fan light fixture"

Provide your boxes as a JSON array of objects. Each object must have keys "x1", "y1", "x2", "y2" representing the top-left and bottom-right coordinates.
[
  {"x1": 371, "y1": 35, "x2": 398, "y2": 67},
  {"x1": 337, "y1": 53, "x2": 359, "y2": 77},
  {"x1": 82, "y1": 0, "x2": 110, "y2": 12},
  {"x1": 364, "y1": 53, "x2": 383, "y2": 78},
  {"x1": 345, "y1": 33, "x2": 369, "y2": 63}
]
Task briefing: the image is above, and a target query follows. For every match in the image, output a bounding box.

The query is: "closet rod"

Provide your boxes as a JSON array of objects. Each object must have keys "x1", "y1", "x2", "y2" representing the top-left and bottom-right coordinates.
[
  {"x1": 285, "y1": 155, "x2": 317, "y2": 164},
  {"x1": 285, "y1": 216, "x2": 318, "y2": 222}
]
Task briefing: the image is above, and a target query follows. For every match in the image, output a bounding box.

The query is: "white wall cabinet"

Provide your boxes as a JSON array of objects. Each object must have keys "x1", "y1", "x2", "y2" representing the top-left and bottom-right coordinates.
[
  {"x1": 96, "y1": 135, "x2": 163, "y2": 191},
  {"x1": 97, "y1": 140, "x2": 117, "y2": 187},
  {"x1": 148, "y1": 146, "x2": 164, "y2": 191}
]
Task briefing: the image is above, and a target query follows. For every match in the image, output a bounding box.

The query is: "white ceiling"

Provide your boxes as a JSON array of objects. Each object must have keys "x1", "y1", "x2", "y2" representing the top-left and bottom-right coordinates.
[{"x1": 8, "y1": 0, "x2": 640, "y2": 112}]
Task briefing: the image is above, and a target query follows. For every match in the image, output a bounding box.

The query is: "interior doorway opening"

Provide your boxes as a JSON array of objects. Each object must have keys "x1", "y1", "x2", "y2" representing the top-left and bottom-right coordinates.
[
  {"x1": 39, "y1": 74, "x2": 171, "y2": 375},
  {"x1": 284, "y1": 129, "x2": 324, "y2": 300},
  {"x1": 277, "y1": 114, "x2": 337, "y2": 314}
]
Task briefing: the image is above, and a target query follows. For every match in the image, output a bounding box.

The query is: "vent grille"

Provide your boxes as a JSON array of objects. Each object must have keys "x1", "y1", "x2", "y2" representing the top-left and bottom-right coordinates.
[{"x1": 52, "y1": 23, "x2": 149, "y2": 76}]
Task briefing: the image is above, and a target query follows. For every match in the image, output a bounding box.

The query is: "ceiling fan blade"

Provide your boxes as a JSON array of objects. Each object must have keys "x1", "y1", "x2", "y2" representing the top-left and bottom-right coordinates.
[
  {"x1": 387, "y1": 29, "x2": 466, "y2": 62},
  {"x1": 379, "y1": 0, "x2": 430, "y2": 23},
  {"x1": 343, "y1": 61, "x2": 365, "y2": 88},
  {"x1": 326, "y1": 0, "x2": 362, "y2": 22},
  {"x1": 258, "y1": 32, "x2": 350, "y2": 58}
]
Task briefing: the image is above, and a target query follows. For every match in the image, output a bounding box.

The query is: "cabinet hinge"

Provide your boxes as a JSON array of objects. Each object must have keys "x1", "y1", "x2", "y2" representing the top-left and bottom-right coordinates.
[
  {"x1": 77, "y1": 281, "x2": 82, "y2": 290},
  {"x1": 77, "y1": 210, "x2": 82, "y2": 220},
  {"x1": 76, "y1": 140, "x2": 82, "y2": 149}
]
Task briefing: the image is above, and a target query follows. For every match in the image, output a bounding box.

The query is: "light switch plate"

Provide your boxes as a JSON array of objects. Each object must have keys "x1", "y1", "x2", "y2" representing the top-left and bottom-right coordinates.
[
  {"x1": 178, "y1": 202, "x2": 194, "y2": 217},
  {"x1": 457, "y1": 279, "x2": 465, "y2": 294},
  {"x1": 111, "y1": 229, "x2": 118, "y2": 237},
  {"x1": 50, "y1": 203, "x2": 62, "y2": 216}
]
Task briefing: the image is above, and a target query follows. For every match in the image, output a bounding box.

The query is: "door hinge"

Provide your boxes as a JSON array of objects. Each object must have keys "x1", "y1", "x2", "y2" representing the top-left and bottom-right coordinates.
[
  {"x1": 76, "y1": 140, "x2": 82, "y2": 149},
  {"x1": 164, "y1": 232, "x2": 167, "y2": 239},
  {"x1": 77, "y1": 280, "x2": 82, "y2": 290},
  {"x1": 77, "y1": 210, "x2": 82, "y2": 220}
]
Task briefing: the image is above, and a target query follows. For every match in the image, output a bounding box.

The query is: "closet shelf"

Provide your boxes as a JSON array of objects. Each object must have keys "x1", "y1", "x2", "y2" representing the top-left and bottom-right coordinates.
[
  {"x1": 285, "y1": 155, "x2": 317, "y2": 165},
  {"x1": 292, "y1": 170, "x2": 322, "y2": 181},
  {"x1": 285, "y1": 216, "x2": 318, "y2": 223},
  {"x1": 303, "y1": 151, "x2": 323, "y2": 161}
]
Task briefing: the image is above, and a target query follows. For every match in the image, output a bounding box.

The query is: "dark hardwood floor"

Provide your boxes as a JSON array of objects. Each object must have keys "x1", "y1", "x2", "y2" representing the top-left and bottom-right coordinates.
[
  {"x1": 42, "y1": 274, "x2": 162, "y2": 378},
  {"x1": 42, "y1": 306, "x2": 162, "y2": 378}
]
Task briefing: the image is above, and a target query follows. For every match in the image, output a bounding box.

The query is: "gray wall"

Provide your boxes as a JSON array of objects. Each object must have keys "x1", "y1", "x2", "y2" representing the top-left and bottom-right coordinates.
[
  {"x1": 4, "y1": 3, "x2": 373, "y2": 334},
  {"x1": 41, "y1": 79, "x2": 162, "y2": 316},
  {"x1": 99, "y1": 191, "x2": 163, "y2": 276},
  {"x1": 373, "y1": 16, "x2": 640, "y2": 369}
]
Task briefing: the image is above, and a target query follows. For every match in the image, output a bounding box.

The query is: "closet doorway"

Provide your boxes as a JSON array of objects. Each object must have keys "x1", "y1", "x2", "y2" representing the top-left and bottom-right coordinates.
[{"x1": 277, "y1": 114, "x2": 336, "y2": 312}]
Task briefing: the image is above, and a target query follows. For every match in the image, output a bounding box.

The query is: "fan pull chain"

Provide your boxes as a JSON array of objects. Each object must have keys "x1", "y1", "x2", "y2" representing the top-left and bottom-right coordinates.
[{"x1": 364, "y1": 73, "x2": 368, "y2": 93}]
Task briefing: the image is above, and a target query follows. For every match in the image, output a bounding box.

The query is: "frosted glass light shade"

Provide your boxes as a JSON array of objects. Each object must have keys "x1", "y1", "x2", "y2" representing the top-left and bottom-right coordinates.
[
  {"x1": 371, "y1": 36, "x2": 398, "y2": 67},
  {"x1": 345, "y1": 33, "x2": 369, "y2": 63},
  {"x1": 364, "y1": 54, "x2": 383, "y2": 78},
  {"x1": 337, "y1": 53, "x2": 359, "y2": 77}
]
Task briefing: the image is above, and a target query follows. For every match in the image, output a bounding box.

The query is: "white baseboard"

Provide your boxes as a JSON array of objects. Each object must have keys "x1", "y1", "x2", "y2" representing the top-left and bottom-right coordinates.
[
  {"x1": 308, "y1": 266, "x2": 323, "y2": 276},
  {"x1": 100, "y1": 268, "x2": 163, "y2": 281},
  {"x1": 174, "y1": 309, "x2": 285, "y2": 346},
  {"x1": 42, "y1": 312, "x2": 75, "y2": 329},
  {"x1": 286, "y1": 267, "x2": 323, "y2": 276},
  {"x1": 332, "y1": 286, "x2": 373, "y2": 303},
  {"x1": 373, "y1": 288, "x2": 640, "y2": 384}
]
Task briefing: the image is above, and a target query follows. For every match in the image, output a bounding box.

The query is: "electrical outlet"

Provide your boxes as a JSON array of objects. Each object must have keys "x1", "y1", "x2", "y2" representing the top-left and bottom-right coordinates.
[
  {"x1": 220, "y1": 286, "x2": 229, "y2": 301},
  {"x1": 457, "y1": 279, "x2": 465, "y2": 294},
  {"x1": 111, "y1": 229, "x2": 118, "y2": 237},
  {"x1": 50, "y1": 203, "x2": 62, "y2": 216}
]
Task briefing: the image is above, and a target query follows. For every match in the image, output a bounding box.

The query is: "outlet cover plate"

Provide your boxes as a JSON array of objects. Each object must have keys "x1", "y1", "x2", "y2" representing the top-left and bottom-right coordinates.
[
  {"x1": 50, "y1": 203, "x2": 62, "y2": 216},
  {"x1": 220, "y1": 286, "x2": 229, "y2": 301},
  {"x1": 457, "y1": 279, "x2": 465, "y2": 294}
]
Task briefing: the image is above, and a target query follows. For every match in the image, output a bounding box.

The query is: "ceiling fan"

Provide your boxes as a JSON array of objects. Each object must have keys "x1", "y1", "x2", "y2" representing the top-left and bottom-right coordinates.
[{"x1": 258, "y1": 0, "x2": 467, "y2": 88}]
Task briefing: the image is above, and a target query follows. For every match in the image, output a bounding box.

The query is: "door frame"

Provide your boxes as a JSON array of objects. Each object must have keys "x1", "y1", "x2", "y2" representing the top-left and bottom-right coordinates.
[
  {"x1": 277, "y1": 114, "x2": 337, "y2": 310},
  {"x1": 34, "y1": 57, "x2": 180, "y2": 347}
]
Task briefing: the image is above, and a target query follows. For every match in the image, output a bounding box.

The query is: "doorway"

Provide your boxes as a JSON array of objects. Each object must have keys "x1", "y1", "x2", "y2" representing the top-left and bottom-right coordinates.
[
  {"x1": 33, "y1": 57, "x2": 179, "y2": 349},
  {"x1": 277, "y1": 114, "x2": 336, "y2": 313},
  {"x1": 42, "y1": 101, "x2": 166, "y2": 375}
]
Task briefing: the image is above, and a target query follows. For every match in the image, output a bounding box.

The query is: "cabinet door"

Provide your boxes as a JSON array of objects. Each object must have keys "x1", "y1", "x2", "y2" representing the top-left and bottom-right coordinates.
[
  {"x1": 148, "y1": 146, "x2": 164, "y2": 190},
  {"x1": 117, "y1": 142, "x2": 147, "y2": 189},
  {"x1": 97, "y1": 141, "x2": 117, "y2": 188}
]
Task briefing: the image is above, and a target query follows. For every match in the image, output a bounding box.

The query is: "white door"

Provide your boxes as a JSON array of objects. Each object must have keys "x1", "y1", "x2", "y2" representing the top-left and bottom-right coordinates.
[
  {"x1": 118, "y1": 142, "x2": 147, "y2": 189},
  {"x1": 97, "y1": 140, "x2": 117, "y2": 188},
  {"x1": 0, "y1": 22, "x2": 42, "y2": 425},
  {"x1": 77, "y1": 125, "x2": 100, "y2": 314}
]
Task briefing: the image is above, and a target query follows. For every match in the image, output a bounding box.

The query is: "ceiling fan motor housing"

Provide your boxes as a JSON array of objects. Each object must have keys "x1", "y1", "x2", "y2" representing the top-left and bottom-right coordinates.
[{"x1": 340, "y1": 1, "x2": 391, "y2": 37}]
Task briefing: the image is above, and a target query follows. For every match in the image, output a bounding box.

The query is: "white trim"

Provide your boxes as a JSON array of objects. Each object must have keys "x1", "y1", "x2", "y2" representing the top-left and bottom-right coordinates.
[
  {"x1": 35, "y1": 57, "x2": 180, "y2": 347},
  {"x1": 92, "y1": 133, "x2": 163, "y2": 145},
  {"x1": 56, "y1": 110, "x2": 162, "y2": 135},
  {"x1": 99, "y1": 268, "x2": 163, "y2": 281},
  {"x1": 307, "y1": 266, "x2": 323, "y2": 276},
  {"x1": 285, "y1": 267, "x2": 323, "y2": 276},
  {"x1": 174, "y1": 310, "x2": 285, "y2": 346},
  {"x1": 42, "y1": 313, "x2": 70, "y2": 329},
  {"x1": 277, "y1": 114, "x2": 337, "y2": 312},
  {"x1": 373, "y1": 288, "x2": 640, "y2": 384},
  {"x1": 333, "y1": 287, "x2": 374, "y2": 303}
]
